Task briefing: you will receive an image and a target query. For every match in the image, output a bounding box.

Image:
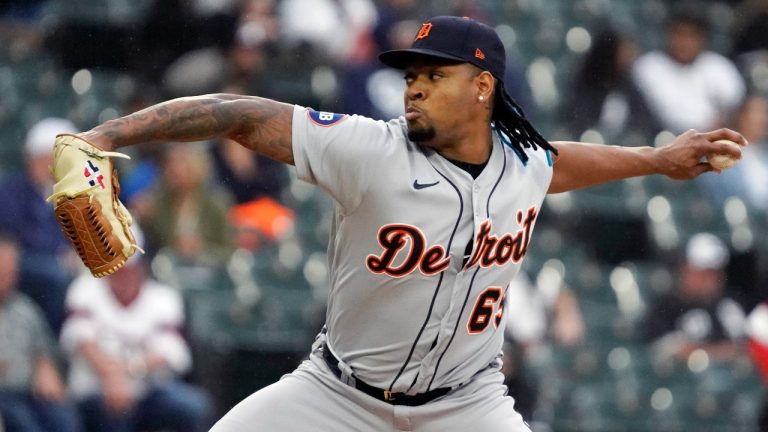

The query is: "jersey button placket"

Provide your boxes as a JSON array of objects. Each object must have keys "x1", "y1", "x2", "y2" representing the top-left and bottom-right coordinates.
[{"x1": 472, "y1": 183, "x2": 482, "y2": 219}]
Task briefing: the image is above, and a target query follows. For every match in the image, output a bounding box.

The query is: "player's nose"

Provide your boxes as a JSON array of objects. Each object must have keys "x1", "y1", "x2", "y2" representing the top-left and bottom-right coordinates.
[{"x1": 406, "y1": 84, "x2": 425, "y2": 101}]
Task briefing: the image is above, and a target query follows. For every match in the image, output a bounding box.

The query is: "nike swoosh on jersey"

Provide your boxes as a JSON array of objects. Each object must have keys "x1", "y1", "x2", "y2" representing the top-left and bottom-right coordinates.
[{"x1": 413, "y1": 179, "x2": 440, "y2": 190}]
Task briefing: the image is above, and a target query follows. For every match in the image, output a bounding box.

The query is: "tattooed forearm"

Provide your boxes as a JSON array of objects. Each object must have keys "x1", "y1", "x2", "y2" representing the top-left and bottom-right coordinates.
[
  {"x1": 86, "y1": 94, "x2": 295, "y2": 164},
  {"x1": 94, "y1": 96, "x2": 229, "y2": 145}
]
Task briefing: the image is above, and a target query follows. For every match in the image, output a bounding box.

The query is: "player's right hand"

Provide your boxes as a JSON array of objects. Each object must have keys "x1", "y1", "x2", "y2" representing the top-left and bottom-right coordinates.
[{"x1": 654, "y1": 128, "x2": 747, "y2": 180}]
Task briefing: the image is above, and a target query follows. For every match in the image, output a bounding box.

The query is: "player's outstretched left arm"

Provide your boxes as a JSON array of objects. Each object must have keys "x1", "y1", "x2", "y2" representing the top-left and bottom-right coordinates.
[{"x1": 547, "y1": 128, "x2": 747, "y2": 194}]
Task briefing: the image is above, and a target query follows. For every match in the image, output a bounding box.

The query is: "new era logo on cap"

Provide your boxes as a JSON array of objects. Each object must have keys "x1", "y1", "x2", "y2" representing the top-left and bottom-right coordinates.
[{"x1": 378, "y1": 16, "x2": 506, "y2": 80}]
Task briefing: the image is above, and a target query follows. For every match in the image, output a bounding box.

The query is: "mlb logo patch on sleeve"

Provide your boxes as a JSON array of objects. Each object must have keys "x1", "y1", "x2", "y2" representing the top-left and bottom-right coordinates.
[{"x1": 307, "y1": 109, "x2": 347, "y2": 127}]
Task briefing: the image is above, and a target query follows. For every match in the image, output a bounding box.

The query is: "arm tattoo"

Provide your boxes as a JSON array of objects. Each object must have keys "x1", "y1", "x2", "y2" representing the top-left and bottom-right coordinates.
[{"x1": 93, "y1": 94, "x2": 295, "y2": 164}]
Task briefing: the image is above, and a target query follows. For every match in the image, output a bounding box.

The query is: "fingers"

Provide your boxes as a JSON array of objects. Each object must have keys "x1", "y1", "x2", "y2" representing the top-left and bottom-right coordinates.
[
  {"x1": 694, "y1": 162, "x2": 715, "y2": 177},
  {"x1": 662, "y1": 128, "x2": 747, "y2": 181},
  {"x1": 704, "y1": 138, "x2": 743, "y2": 159},
  {"x1": 675, "y1": 129, "x2": 744, "y2": 159},
  {"x1": 699, "y1": 128, "x2": 749, "y2": 146}
]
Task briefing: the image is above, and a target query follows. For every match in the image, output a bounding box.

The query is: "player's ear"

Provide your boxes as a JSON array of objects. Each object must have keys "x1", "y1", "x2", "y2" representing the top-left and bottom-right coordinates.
[{"x1": 474, "y1": 70, "x2": 494, "y2": 102}]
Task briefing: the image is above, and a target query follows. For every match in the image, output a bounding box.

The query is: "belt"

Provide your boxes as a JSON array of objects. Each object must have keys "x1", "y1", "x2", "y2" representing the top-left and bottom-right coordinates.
[{"x1": 321, "y1": 344, "x2": 451, "y2": 406}]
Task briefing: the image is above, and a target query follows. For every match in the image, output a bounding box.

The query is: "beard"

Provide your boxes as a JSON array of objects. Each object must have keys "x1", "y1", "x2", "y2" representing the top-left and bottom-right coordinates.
[{"x1": 406, "y1": 124, "x2": 436, "y2": 142}]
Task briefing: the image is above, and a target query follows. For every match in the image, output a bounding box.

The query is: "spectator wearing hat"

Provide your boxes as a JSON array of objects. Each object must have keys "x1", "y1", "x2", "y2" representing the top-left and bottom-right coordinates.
[
  {"x1": 643, "y1": 233, "x2": 747, "y2": 363},
  {"x1": 0, "y1": 118, "x2": 81, "y2": 335}
]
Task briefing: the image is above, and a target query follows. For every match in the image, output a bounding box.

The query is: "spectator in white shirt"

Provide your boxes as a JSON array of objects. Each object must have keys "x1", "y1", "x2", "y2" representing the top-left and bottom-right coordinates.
[
  {"x1": 633, "y1": 7, "x2": 746, "y2": 134},
  {"x1": 60, "y1": 231, "x2": 214, "y2": 432}
]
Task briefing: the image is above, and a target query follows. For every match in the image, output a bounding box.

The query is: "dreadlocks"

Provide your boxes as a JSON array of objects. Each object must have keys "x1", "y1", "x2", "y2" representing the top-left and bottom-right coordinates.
[{"x1": 492, "y1": 81, "x2": 558, "y2": 163}]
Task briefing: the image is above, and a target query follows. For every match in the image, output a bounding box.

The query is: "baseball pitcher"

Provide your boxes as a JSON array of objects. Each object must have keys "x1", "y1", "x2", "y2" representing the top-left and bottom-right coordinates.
[{"x1": 49, "y1": 16, "x2": 745, "y2": 432}]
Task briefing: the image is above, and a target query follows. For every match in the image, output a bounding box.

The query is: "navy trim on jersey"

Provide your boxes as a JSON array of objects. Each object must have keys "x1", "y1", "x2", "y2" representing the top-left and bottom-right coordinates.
[
  {"x1": 486, "y1": 142, "x2": 507, "y2": 218},
  {"x1": 388, "y1": 168, "x2": 464, "y2": 392},
  {"x1": 495, "y1": 127, "x2": 527, "y2": 166},
  {"x1": 427, "y1": 265, "x2": 481, "y2": 391},
  {"x1": 408, "y1": 371, "x2": 420, "y2": 392}
]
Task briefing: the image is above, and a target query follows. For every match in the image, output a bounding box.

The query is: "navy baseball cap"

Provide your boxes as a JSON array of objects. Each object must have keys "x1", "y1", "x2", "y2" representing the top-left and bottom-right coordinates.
[{"x1": 379, "y1": 16, "x2": 506, "y2": 79}]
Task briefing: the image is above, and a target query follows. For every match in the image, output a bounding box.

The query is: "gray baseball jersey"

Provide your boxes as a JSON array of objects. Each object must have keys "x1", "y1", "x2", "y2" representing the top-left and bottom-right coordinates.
[
  {"x1": 211, "y1": 106, "x2": 552, "y2": 431},
  {"x1": 293, "y1": 106, "x2": 552, "y2": 392}
]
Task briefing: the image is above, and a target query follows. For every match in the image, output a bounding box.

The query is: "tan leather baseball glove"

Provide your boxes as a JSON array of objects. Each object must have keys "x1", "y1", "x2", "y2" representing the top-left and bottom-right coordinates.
[{"x1": 47, "y1": 134, "x2": 143, "y2": 277}]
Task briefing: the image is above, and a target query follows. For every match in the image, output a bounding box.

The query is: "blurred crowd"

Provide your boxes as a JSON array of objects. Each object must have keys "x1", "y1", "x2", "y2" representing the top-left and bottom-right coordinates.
[{"x1": 1, "y1": 0, "x2": 768, "y2": 431}]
